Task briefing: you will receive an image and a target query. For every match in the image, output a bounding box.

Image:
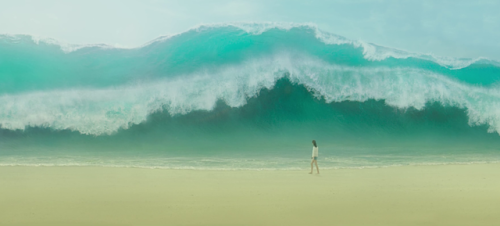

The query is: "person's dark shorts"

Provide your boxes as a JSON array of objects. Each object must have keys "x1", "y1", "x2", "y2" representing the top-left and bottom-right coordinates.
[{"x1": 312, "y1": 157, "x2": 318, "y2": 160}]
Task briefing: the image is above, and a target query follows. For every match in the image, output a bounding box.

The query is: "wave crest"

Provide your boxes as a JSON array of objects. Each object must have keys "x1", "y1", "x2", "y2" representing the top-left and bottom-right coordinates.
[{"x1": 2, "y1": 22, "x2": 497, "y2": 69}]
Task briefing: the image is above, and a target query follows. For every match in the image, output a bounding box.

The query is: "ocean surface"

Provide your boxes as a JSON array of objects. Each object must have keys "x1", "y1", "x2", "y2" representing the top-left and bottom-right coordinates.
[{"x1": 2, "y1": 23, "x2": 500, "y2": 170}]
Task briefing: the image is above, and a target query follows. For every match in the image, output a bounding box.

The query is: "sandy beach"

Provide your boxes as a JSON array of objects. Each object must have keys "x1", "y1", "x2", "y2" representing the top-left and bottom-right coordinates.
[{"x1": 1, "y1": 164, "x2": 500, "y2": 226}]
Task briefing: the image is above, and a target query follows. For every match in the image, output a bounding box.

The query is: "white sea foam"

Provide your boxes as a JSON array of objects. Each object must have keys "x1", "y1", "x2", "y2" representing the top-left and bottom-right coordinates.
[
  {"x1": 1, "y1": 53, "x2": 500, "y2": 135},
  {"x1": 1, "y1": 155, "x2": 499, "y2": 171}
]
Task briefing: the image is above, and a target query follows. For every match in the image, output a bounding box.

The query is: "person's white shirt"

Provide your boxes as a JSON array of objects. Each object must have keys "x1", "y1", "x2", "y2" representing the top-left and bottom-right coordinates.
[{"x1": 312, "y1": 146, "x2": 318, "y2": 157}]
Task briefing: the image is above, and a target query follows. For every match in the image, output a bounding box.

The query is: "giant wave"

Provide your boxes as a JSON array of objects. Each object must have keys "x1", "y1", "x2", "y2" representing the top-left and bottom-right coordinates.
[
  {"x1": 2, "y1": 23, "x2": 500, "y2": 169},
  {"x1": 1, "y1": 23, "x2": 500, "y2": 136}
]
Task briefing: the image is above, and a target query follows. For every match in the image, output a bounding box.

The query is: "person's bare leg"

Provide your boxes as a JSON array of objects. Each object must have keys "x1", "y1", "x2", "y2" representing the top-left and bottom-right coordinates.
[
  {"x1": 315, "y1": 160, "x2": 320, "y2": 174},
  {"x1": 309, "y1": 159, "x2": 314, "y2": 174}
]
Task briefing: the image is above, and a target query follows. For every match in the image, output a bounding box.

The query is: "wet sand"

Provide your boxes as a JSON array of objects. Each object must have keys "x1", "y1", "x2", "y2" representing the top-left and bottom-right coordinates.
[{"x1": 1, "y1": 164, "x2": 500, "y2": 226}]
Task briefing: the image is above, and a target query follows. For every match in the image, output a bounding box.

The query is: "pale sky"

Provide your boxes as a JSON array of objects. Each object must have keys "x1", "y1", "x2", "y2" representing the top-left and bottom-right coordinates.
[{"x1": 1, "y1": 0, "x2": 500, "y2": 60}]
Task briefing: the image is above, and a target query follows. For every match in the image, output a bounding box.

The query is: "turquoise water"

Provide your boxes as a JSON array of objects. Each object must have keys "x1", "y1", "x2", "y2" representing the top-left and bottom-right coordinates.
[{"x1": 2, "y1": 24, "x2": 500, "y2": 169}]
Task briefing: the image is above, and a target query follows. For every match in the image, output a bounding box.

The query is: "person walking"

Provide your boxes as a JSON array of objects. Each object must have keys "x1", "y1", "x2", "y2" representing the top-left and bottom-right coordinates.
[{"x1": 309, "y1": 140, "x2": 319, "y2": 174}]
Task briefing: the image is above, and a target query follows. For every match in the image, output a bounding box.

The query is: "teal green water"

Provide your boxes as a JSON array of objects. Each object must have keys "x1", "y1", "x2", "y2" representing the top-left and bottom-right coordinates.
[{"x1": 1, "y1": 24, "x2": 500, "y2": 169}]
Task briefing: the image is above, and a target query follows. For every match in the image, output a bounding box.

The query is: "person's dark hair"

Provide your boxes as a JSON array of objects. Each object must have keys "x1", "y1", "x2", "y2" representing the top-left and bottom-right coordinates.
[{"x1": 312, "y1": 140, "x2": 317, "y2": 147}]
